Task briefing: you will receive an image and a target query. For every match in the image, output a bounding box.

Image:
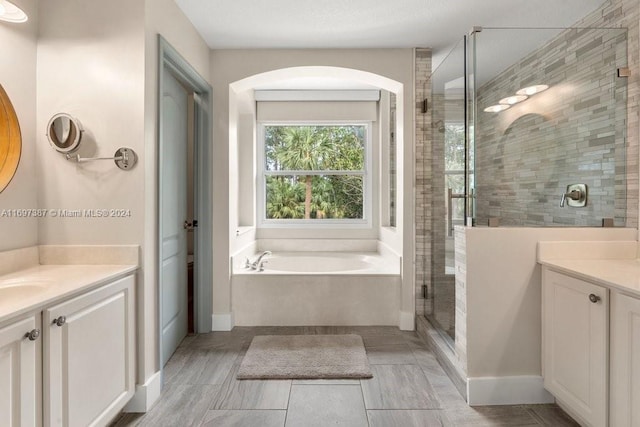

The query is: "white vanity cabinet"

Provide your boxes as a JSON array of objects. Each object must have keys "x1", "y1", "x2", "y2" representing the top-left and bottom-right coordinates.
[
  {"x1": 542, "y1": 268, "x2": 609, "y2": 427},
  {"x1": 44, "y1": 274, "x2": 135, "y2": 427},
  {"x1": 0, "y1": 315, "x2": 41, "y2": 427},
  {"x1": 610, "y1": 291, "x2": 640, "y2": 427}
]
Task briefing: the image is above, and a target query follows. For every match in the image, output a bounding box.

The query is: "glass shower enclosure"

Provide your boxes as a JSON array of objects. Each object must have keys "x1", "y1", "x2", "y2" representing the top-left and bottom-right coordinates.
[{"x1": 426, "y1": 26, "x2": 629, "y2": 347}]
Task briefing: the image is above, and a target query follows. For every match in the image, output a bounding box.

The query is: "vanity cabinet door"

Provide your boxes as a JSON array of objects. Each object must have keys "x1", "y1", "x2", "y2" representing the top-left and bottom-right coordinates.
[
  {"x1": 0, "y1": 315, "x2": 41, "y2": 427},
  {"x1": 44, "y1": 275, "x2": 135, "y2": 427},
  {"x1": 542, "y1": 268, "x2": 608, "y2": 427},
  {"x1": 610, "y1": 291, "x2": 640, "y2": 427}
]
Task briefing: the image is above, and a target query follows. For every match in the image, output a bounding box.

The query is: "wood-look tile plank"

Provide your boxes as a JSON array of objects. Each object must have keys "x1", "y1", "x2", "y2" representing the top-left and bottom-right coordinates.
[
  {"x1": 361, "y1": 365, "x2": 441, "y2": 409},
  {"x1": 168, "y1": 344, "x2": 242, "y2": 385},
  {"x1": 210, "y1": 364, "x2": 291, "y2": 410},
  {"x1": 285, "y1": 385, "x2": 368, "y2": 427},
  {"x1": 362, "y1": 334, "x2": 409, "y2": 347},
  {"x1": 292, "y1": 379, "x2": 361, "y2": 385},
  {"x1": 524, "y1": 404, "x2": 580, "y2": 426},
  {"x1": 367, "y1": 410, "x2": 450, "y2": 427},
  {"x1": 366, "y1": 344, "x2": 418, "y2": 365},
  {"x1": 201, "y1": 410, "x2": 286, "y2": 427},
  {"x1": 444, "y1": 405, "x2": 540, "y2": 426},
  {"x1": 114, "y1": 384, "x2": 219, "y2": 427}
]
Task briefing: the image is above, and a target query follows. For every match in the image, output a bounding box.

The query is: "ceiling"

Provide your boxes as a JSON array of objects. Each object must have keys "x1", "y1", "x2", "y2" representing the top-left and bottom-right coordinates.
[{"x1": 176, "y1": 0, "x2": 606, "y2": 66}]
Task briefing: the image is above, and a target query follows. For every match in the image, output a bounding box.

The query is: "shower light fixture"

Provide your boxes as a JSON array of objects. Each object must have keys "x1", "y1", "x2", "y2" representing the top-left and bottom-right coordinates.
[
  {"x1": 0, "y1": 0, "x2": 28, "y2": 23},
  {"x1": 516, "y1": 84, "x2": 549, "y2": 96},
  {"x1": 499, "y1": 95, "x2": 528, "y2": 105},
  {"x1": 484, "y1": 104, "x2": 510, "y2": 113}
]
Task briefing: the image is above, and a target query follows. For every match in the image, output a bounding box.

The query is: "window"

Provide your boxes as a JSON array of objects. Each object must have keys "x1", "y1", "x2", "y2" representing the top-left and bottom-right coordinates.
[{"x1": 258, "y1": 124, "x2": 371, "y2": 225}]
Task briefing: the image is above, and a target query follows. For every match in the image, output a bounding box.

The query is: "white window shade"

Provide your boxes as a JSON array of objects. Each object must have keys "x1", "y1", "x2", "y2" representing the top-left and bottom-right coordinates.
[{"x1": 257, "y1": 101, "x2": 378, "y2": 122}]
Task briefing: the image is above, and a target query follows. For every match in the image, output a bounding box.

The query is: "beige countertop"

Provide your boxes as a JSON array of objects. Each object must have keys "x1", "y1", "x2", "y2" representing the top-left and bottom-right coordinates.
[
  {"x1": 0, "y1": 264, "x2": 137, "y2": 324},
  {"x1": 537, "y1": 240, "x2": 640, "y2": 299}
]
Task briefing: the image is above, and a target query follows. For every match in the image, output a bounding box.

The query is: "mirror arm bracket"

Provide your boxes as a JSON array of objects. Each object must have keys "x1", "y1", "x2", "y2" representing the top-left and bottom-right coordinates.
[{"x1": 65, "y1": 147, "x2": 138, "y2": 170}]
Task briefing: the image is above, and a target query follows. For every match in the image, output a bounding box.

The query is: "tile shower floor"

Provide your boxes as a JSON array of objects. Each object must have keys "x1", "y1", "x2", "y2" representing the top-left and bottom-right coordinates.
[{"x1": 112, "y1": 326, "x2": 578, "y2": 427}]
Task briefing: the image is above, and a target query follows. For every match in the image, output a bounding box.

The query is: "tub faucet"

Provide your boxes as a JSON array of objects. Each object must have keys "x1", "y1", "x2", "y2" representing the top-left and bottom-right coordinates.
[{"x1": 251, "y1": 251, "x2": 272, "y2": 270}]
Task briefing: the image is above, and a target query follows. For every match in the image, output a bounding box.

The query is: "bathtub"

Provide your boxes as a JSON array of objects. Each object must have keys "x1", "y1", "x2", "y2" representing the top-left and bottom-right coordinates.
[
  {"x1": 235, "y1": 252, "x2": 398, "y2": 275},
  {"x1": 231, "y1": 251, "x2": 401, "y2": 326}
]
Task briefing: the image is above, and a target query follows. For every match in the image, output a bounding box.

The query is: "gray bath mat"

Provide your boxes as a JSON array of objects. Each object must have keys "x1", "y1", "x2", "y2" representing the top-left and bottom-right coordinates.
[{"x1": 237, "y1": 334, "x2": 373, "y2": 380}]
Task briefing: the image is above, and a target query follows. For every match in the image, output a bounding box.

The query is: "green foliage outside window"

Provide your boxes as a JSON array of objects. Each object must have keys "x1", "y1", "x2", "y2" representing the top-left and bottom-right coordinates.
[{"x1": 264, "y1": 125, "x2": 366, "y2": 220}]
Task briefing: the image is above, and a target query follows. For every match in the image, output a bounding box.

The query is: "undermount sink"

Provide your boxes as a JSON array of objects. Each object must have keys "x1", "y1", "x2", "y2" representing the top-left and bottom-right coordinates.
[{"x1": 0, "y1": 279, "x2": 49, "y2": 300}]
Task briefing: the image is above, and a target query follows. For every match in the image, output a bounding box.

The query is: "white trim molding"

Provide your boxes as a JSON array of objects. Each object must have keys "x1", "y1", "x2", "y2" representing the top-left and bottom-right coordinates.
[
  {"x1": 123, "y1": 370, "x2": 162, "y2": 413},
  {"x1": 212, "y1": 312, "x2": 235, "y2": 331},
  {"x1": 399, "y1": 310, "x2": 415, "y2": 331},
  {"x1": 467, "y1": 376, "x2": 555, "y2": 406}
]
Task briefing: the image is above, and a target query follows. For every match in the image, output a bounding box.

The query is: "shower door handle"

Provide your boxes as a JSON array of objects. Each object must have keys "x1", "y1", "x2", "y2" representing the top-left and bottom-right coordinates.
[{"x1": 447, "y1": 188, "x2": 466, "y2": 237}]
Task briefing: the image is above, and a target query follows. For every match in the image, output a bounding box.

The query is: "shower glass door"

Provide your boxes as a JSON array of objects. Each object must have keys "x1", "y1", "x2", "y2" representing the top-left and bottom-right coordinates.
[{"x1": 426, "y1": 38, "x2": 468, "y2": 342}]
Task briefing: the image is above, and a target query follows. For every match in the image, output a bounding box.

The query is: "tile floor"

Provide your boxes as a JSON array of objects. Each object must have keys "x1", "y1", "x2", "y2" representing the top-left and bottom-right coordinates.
[{"x1": 112, "y1": 326, "x2": 579, "y2": 427}]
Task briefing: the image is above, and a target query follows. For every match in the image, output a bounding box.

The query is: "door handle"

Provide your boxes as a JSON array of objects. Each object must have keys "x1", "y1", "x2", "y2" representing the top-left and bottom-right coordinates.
[
  {"x1": 447, "y1": 188, "x2": 466, "y2": 237},
  {"x1": 183, "y1": 220, "x2": 198, "y2": 230}
]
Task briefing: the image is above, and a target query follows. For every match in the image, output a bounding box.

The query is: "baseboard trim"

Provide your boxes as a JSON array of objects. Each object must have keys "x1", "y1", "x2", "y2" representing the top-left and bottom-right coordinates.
[
  {"x1": 212, "y1": 312, "x2": 235, "y2": 331},
  {"x1": 399, "y1": 311, "x2": 415, "y2": 331},
  {"x1": 467, "y1": 375, "x2": 555, "y2": 406},
  {"x1": 123, "y1": 370, "x2": 162, "y2": 413}
]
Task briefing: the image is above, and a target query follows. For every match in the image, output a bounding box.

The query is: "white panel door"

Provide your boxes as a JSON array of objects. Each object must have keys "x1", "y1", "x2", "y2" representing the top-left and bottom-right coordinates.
[
  {"x1": 542, "y1": 268, "x2": 608, "y2": 427},
  {"x1": 0, "y1": 316, "x2": 40, "y2": 427},
  {"x1": 45, "y1": 275, "x2": 135, "y2": 427},
  {"x1": 610, "y1": 291, "x2": 640, "y2": 427},
  {"x1": 160, "y1": 70, "x2": 189, "y2": 366}
]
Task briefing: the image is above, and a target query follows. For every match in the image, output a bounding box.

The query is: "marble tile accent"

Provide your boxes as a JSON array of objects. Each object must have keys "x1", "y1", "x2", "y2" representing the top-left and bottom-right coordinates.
[
  {"x1": 285, "y1": 385, "x2": 368, "y2": 427},
  {"x1": 210, "y1": 364, "x2": 291, "y2": 410},
  {"x1": 201, "y1": 410, "x2": 286, "y2": 427},
  {"x1": 361, "y1": 364, "x2": 441, "y2": 409},
  {"x1": 367, "y1": 410, "x2": 450, "y2": 427},
  {"x1": 414, "y1": 47, "x2": 433, "y2": 317},
  {"x1": 0, "y1": 246, "x2": 38, "y2": 275},
  {"x1": 38, "y1": 245, "x2": 140, "y2": 265}
]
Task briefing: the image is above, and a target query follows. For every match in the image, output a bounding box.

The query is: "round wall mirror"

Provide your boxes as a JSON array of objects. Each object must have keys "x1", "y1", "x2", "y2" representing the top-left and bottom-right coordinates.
[
  {"x1": 47, "y1": 113, "x2": 83, "y2": 153},
  {"x1": 0, "y1": 84, "x2": 22, "y2": 194}
]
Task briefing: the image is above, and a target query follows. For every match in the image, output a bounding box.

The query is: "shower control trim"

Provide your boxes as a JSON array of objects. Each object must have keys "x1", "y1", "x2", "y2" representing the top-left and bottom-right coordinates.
[{"x1": 560, "y1": 184, "x2": 587, "y2": 208}]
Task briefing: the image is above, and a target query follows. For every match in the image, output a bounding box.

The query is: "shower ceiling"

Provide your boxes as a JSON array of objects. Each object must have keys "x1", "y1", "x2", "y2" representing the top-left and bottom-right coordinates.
[{"x1": 176, "y1": 0, "x2": 606, "y2": 67}]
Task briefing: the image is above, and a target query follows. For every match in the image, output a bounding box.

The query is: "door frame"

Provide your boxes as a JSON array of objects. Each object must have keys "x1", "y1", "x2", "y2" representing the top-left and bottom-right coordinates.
[{"x1": 157, "y1": 35, "x2": 213, "y2": 367}]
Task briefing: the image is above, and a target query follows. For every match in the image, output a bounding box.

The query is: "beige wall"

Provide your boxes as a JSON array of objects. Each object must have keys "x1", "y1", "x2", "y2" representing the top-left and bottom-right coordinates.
[
  {"x1": 462, "y1": 227, "x2": 637, "y2": 379},
  {"x1": 0, "y1": 0, "x2": 38, "y2": 251},
  {"x1": 33, "y1": 0, "x2": 210, "y2": 388},
  {"x1": 210, "y1": 49, "x2": 415, "y2": 325}
]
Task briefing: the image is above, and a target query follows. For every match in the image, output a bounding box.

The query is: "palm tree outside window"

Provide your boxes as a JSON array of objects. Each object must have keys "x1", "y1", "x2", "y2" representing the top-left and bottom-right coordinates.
[{"x1": 261, "y1": 124, "x2": 368, "y2": 222}]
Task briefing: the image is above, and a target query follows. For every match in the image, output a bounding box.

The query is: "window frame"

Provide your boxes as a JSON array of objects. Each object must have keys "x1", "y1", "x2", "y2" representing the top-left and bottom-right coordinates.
[{"x1": 257, "y1": 121, "x2": 373, "y2": 228}]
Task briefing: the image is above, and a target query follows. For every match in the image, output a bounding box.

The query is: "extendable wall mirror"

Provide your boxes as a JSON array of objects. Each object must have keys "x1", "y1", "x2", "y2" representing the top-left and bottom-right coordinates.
[
  {"x1": 46, "y1": 113, "x2": 83, "y2": 153},
  {"x1": 0, "y1": 84, "x2": 22, "y2": 194},
  {"x1": 46, "y1": 112, "x2": 137, "y2": 170}
]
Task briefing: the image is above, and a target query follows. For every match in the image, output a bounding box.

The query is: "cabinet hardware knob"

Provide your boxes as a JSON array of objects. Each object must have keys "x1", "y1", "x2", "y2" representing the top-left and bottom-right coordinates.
[
  {"x1": 589, "y1": 294, "x2": 601, "y2": 303},
  {"x1": 25, "y1": 329, "x2": 40, "y2": 341},
  {"x1": 53, "y1": 316, "x2": 66, "y2": 327}
]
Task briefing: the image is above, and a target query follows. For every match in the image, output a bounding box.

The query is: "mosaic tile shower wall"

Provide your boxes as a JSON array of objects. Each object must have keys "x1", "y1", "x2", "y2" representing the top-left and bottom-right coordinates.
[{"x1": 474, "y1": 0, "x2": 638, "y2": 227}]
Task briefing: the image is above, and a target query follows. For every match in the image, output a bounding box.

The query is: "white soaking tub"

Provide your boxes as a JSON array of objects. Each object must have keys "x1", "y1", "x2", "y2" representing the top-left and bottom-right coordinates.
[{"x1": 231, "y1": 251, "x2": 401, "y2": 326}]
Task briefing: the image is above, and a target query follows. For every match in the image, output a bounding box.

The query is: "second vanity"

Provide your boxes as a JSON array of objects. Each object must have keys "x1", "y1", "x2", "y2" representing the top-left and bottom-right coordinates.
[
  {"x1": 0, "y1": 245, "x2": 138, "y2": 427},
  {"x1": 538, "y1": 241, "x2": 640, "y2": 427}
]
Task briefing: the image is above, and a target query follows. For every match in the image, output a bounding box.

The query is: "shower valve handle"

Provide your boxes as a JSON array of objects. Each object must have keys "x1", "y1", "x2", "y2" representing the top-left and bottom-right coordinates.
[{"x1": 560, "y1": 190, "x2": 581, "y2": 207}]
